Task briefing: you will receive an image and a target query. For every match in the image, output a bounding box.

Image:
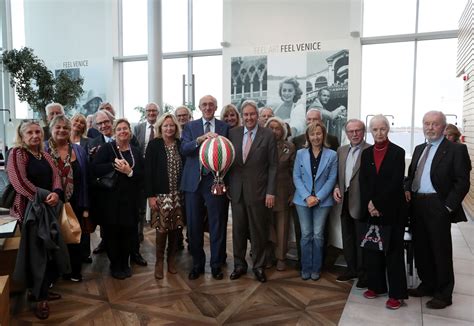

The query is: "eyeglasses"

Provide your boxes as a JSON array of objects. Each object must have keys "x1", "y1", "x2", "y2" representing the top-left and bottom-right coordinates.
[
  {"x1": 96, "y1": 120, "x2": 111, "y2": 126},
  {"x1": 346, "y1": 129, "x2": 364, "y2": 135},
  {"x1": 146, "y1": 109, "x2": 158, "y2": 113},
  {"x1": 176, "y1": 114, "x2": 189, "y2": 118}
]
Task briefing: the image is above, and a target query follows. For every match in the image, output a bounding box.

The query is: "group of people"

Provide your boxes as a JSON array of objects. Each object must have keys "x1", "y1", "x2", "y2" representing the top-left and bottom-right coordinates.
[{"x1": 7, "y1": 95, "x2": 471, "y2": 319}]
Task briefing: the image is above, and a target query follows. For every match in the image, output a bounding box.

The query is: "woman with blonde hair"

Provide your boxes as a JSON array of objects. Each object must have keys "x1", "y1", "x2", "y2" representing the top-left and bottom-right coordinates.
[
  {"x1": 221, "y1": 103, "x2": 241, "y2": 128},
  {"x1": 45, "y1": 115, "x2": 89, "y2": 282},
  {"x1": 8, "y1": 120, "x2": 67, "y2": 319},
  {"x1": 145, "y1": 113, "x2": 184, "y2": 279},
  {"x1": 70, "y1": 113, "x2": 89, "y2": 152}
]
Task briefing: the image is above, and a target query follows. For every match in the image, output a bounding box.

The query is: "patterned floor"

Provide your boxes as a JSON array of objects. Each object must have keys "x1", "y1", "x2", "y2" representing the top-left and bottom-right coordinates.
[{"x1": 10, "y1": 226, "x2": 351, "y2": 325}]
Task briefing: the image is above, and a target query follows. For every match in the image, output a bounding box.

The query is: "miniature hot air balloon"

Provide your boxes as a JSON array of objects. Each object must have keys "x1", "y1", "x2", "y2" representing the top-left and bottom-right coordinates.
[{"x1": 199, "y1": 136, "x2": 235, "y2": 195}]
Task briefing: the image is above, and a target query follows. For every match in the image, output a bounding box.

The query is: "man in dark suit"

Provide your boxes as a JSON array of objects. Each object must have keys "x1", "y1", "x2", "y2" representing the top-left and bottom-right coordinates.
[
  {"x1": 228, "y1": 100, "x2": 278, "y2": 283},
  {"x1": 333, "y1": 119, "x2": 370, "y2": 288},
  {"x1": 134, "y1": 102, "x2": 160, "y2": 157},
  {"x1": 405, "y1": 110, "x2": 471, "y2": 309},
  {"x1": 134, "y1": 102, "x2": 160, "y2": 257},
  {"x1": 292, "y1": 108, "x2": 339, "y2": 265},
  {"x1": 180, "y1": 95, "x2": 230, "y2": 280}
]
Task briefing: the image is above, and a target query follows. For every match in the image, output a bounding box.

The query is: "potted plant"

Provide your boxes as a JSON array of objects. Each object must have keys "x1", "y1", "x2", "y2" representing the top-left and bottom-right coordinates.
[{"x1": 2, "y1": 47, "x2": 84, "y2": 125}]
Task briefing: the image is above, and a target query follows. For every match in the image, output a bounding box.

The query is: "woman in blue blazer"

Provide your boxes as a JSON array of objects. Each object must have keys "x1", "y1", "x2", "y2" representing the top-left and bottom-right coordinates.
[{"x1": 293, "y1": 122, "x2": 337, "y2": 280}]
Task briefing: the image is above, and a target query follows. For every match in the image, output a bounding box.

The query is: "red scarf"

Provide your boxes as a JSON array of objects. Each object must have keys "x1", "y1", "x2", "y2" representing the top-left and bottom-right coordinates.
[{"x1": 373, "y1": 139, "x2": 389, "y2": 173}]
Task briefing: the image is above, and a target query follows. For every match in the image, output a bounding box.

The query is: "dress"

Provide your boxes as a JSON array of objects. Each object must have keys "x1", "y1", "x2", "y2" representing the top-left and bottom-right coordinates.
[{"x1": 152, "y1": 143, "x2": 184, "y2": 232}]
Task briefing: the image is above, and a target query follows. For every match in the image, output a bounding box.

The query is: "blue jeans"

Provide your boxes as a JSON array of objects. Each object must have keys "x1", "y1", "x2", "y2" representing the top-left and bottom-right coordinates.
[{"x1": 295, "y1": 204, "x2": 331, "y2": 274}]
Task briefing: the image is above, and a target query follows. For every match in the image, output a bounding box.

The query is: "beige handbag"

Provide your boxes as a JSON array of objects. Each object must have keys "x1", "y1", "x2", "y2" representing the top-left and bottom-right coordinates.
[{"x1": 59, "y1": 202, "x2": 82, "y2": 244}]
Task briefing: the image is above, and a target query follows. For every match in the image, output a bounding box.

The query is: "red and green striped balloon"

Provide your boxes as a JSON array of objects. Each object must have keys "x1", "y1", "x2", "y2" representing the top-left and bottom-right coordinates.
[{"x1": 199, "y1": 136, "x2": 235, "y2": 176}]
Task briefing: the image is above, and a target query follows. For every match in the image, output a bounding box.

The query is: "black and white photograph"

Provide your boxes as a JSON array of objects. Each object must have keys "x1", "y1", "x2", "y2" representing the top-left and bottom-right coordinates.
[
  {"x1": 306, "y1": 49, "x2": 349, "y2": 142},
  {"x1": 231, "y1": 55, "x2": 268, "y2": 111}
]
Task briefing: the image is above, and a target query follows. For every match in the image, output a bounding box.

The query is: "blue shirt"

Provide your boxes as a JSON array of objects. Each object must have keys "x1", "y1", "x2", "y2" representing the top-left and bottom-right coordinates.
[
  {"x1": 418, "y1": 136, "x2": 443, "y2": 194},
  {"x1": 202, "y1": 117, "x2": 216, "y2": 133}
]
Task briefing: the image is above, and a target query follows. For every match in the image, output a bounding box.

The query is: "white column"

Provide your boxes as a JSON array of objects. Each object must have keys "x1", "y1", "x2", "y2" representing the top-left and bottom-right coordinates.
[{"x1": 148, "y1": 0, "x2": 163, "y2": 107}]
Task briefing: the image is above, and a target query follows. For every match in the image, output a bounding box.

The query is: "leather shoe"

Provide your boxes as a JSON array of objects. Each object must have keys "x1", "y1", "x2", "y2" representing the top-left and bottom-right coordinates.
[
  {"x1": 92, "y1": 241, "x2": 105, "y2": 254},
  {"x1": 211, "y1": 267, "x2": 224, "y2": 280},
  {"x1": 254, "y1": 269, "x2": 267, "y2": 283},
  {"x1": 408, "y1": 287, "x2": 433, "y2": 297},
  {"x1": 188, "y1": 268, "x2": 204, "y2": 280},
  {"x1": 426, "y1": 298, "x2": 452, "y2": 309},
  {"x1": 131, "y1": 253, "x2": 148, "y2": 266},
  {"x1": 230, "y1": 268, "x2": 247, "y2": 280},
  {"x1": 34, "y1": 300, "x2": 49, "y2": 320}
]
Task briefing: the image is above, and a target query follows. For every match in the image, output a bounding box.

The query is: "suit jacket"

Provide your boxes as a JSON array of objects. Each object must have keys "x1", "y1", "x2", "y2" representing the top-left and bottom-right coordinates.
[
  {"x1": 134, "y1": 121, "x2": 149, "y2": 156},
  {"x1": 180, "y1": 119, "x2": 229, "y2": 192},
  {"x1": 228, "y1": 126, "x2": 278, "y2": 204},
  {"x1": 292, "y1": 147, "x2": 338, "y2": 207},
  {"x1": 274, "y1": 140, "x2": 296, "y2": 212},
  {"x1": 334, "y1": 141, "x2": 371, "y2": 219},
  {"x1": 405, "y1": 138, "x2": 471, "y2": 223},
  {"x1": 88, "y1": 134, "x2": 107, "y2": 161},
  {"x1": 359, "y1": 142, "x2": 406, "y2": 225},
  {"x1": 292, "y1": 132, "x2": 339, "y2": 151}
]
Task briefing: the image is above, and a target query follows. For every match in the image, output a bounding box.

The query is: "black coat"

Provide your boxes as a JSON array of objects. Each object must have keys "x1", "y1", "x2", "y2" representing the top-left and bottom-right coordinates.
[
  {"x1": 405, "y1": 138, "x2": 471, "y2": 223},
  {"x1": 359, "y1": 142, "x2": 407, "y2": 226},
  {"x1": 91, "y1": 141, "x2": 144, "y2": 226},
  {"x1": 144, "y1": 138, "x2": 183, "y2": 197}
]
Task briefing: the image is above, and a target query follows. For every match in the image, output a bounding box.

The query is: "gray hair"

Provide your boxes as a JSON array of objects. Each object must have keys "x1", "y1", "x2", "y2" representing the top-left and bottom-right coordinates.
[
  {"x1": 93, "y1": 109, "x2": 115, "y2": 128},
  {"x1": 423, "y1": 110, "x2": 447, "y2": 127},
  {"x1": 259, "y1": 106, "x2": 274, "y2": 115},
  {"x1": 145, "y1": 102, "x2": 161, "y2": 114},
  {"x1": 265, "y1": 116, "x2": 287, "y2": 140},
  {"x1": 369, "y1": 114, "x2": 390, "y2": 132},
  {"x1": 46, "y1": 102, "x2": 64, "y2": 115},
  {"x1": 240, "y1": 100, "x2": 259, "y2": 115},
  {"x1": 306, "y1": 108, "x2": 322, "y2": 118},
  {"x1": 175, "y1": 105, "x2": 193, "y2": 118},
  {"x1": 345, "y1": 119, "x2": 366, "y2": 133}
]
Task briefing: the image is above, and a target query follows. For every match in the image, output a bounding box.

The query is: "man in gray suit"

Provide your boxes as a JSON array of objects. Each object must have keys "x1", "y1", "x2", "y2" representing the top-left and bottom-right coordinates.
[
  {"x1": 333, "y1": 119, "x2": 370, "y2": 288},
  {"x1": 134, "y1": 102, "x2": 160, "y2": 157},
  {"x1": 228, "y1": 100, "x2": 278, "y2": 283}
]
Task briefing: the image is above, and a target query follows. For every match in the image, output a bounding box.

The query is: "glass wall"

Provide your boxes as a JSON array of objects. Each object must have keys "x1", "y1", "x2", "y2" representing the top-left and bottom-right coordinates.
[
  {"x1": 120, "y1": 0, "x2": 222, "y2": 122},
  {"x1": 361, "y1": 0, "x2": 464, "y2": 156}
]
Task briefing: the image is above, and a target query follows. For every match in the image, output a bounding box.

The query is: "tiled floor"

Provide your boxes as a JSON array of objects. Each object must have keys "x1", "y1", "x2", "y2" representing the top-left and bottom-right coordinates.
[{"x1": 339, "y1": 221, "x2": 474, "y2": 325}]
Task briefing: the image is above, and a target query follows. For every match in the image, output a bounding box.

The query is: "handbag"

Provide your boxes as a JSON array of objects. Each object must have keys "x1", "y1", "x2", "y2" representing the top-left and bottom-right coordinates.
[
  {"x1": 94, "y1": 143, "x2": 119, "y2": 189},
  {"x1": 95, "y1": 170, "x2": 118, "y2": 189},
  {"x1": 360, "y1": 222, "x2": 391, "y2": 252},
  {"x1": 0, "y1": 170, "x2": 15, "y2": 209},
  {"x1": 59, "y1": 202, "x2": 82, "y2": 244}
]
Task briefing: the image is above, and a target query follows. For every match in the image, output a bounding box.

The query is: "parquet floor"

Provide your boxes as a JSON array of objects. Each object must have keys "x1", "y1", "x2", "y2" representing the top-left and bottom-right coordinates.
[{"x1": 10, "y1": 225, "x2": 352, "y2": 325}]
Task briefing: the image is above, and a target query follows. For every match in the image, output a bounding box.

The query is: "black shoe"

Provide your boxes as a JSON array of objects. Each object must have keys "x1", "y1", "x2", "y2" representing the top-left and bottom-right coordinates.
[
  {"x1": 111, "y1": 270, "x2": 126, "y2": 280},
  {"x1": 131, "y1": 253, "x2": 148, "y2": 266},
  {"x1": 426, "y1": 298, "x2": 452, "y2": 309},
  {"x1": 408, "y1": 287, "x2": 433, "y2": 297},
  {"x1": 211, "y1": 267, "x2": 224, "y2": 280},
  {"x1": 69, "y1": 273, "x2": 82, "y2": 282},
  {"x1": 93, "y1": 241, "x2": 105, "y2": 254},
  {"x1": 188, "y1": 267, "x2": 204, "y2": 280},
  {"x1": 336, "y1": 272, "x2": 357, "y2": 282},
  {"x1": 82, "y1": 256, "x2": 93, "y2": 264},
  {"x1": 230, "y1": 268, "x2": 247, "y2": 280},
  {"x1": 254, "y1": 269, "x2": 267, "y2": 283},
  {"x1": 123, "y1": 267, "x2": 132, "y2": 278},
  {"x1": 355, "y1": 279, "x2": 368, "y2": 289}
]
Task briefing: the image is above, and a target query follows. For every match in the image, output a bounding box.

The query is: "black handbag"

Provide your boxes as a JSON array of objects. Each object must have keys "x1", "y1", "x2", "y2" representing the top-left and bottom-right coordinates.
[
  {"x1": 94, "y1": 143, "x2": 119, "y2": 189},
  {"x1": 95, "y1": 170, "x2": 118, "y2": 189},
  {"x1": 360, "y1": 222, "x2": 391, "y2": 253},
  {"x1": 0, "y1": 170, "x2": 15, "y2": 209}
]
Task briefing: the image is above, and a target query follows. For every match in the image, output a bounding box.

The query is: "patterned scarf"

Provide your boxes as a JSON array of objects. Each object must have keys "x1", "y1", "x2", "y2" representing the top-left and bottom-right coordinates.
[{"x1": 48, "y1": 139, "x2": 74, "y2": 202}]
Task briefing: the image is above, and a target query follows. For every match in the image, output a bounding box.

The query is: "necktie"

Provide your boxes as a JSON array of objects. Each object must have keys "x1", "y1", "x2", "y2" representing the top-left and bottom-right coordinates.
[
  {"x1": 344, "y1": 147, "x2": 358, "y2": 191},
  {"x1": 205, "y1": 121, "x2": 211, "y2": 134},
  {"x1": 149, "y1": 124, "x2": 155, "y2": 142},
  {"x1": 411, "y1": 143, "x2": 432, "y2": 192},
  {"x1": 243, "y1": 131, "x2": 253, "y2": 163}
]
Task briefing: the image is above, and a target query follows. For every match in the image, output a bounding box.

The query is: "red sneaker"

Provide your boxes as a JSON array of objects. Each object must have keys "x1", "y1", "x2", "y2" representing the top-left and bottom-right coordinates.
[
  {"x1": 363, "y1": 289, "x2": 377, "y2": 299},
  {"x1": 386, "y1": 298, "x2": 403, "y2": 310}
]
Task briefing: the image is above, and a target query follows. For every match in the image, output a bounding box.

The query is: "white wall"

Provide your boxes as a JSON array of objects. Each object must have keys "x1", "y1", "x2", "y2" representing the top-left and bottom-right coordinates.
[
  {"x1": 22, "y1": 0, "x2": 119, "y2": 114},
  {"x1": 222, "y1": 0, "x2": 363, "y2": 120}
]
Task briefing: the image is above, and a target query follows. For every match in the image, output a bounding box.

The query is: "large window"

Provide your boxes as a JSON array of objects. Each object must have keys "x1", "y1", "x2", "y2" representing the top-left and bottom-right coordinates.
[
  {"x1": 119, "y1": 0, "x2": 222, "y2": 122},
  {"x1": 361, "y1": 0, "x2": 464, "y2": 156}
]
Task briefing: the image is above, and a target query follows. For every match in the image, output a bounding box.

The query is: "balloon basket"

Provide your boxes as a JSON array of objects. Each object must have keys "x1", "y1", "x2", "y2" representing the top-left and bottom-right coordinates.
[{"x1": 211, "y1": 176, "x2": 227, "y2": 196}]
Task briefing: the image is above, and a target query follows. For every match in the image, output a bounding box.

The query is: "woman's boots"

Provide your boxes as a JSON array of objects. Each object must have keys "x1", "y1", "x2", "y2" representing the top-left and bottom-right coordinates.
[
  {"x1": 155, "y1": 232, "x2": 167, "y2": 279},
  {"x1": 155, "y1": 230, "x2": 178, "y2": 279}
]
